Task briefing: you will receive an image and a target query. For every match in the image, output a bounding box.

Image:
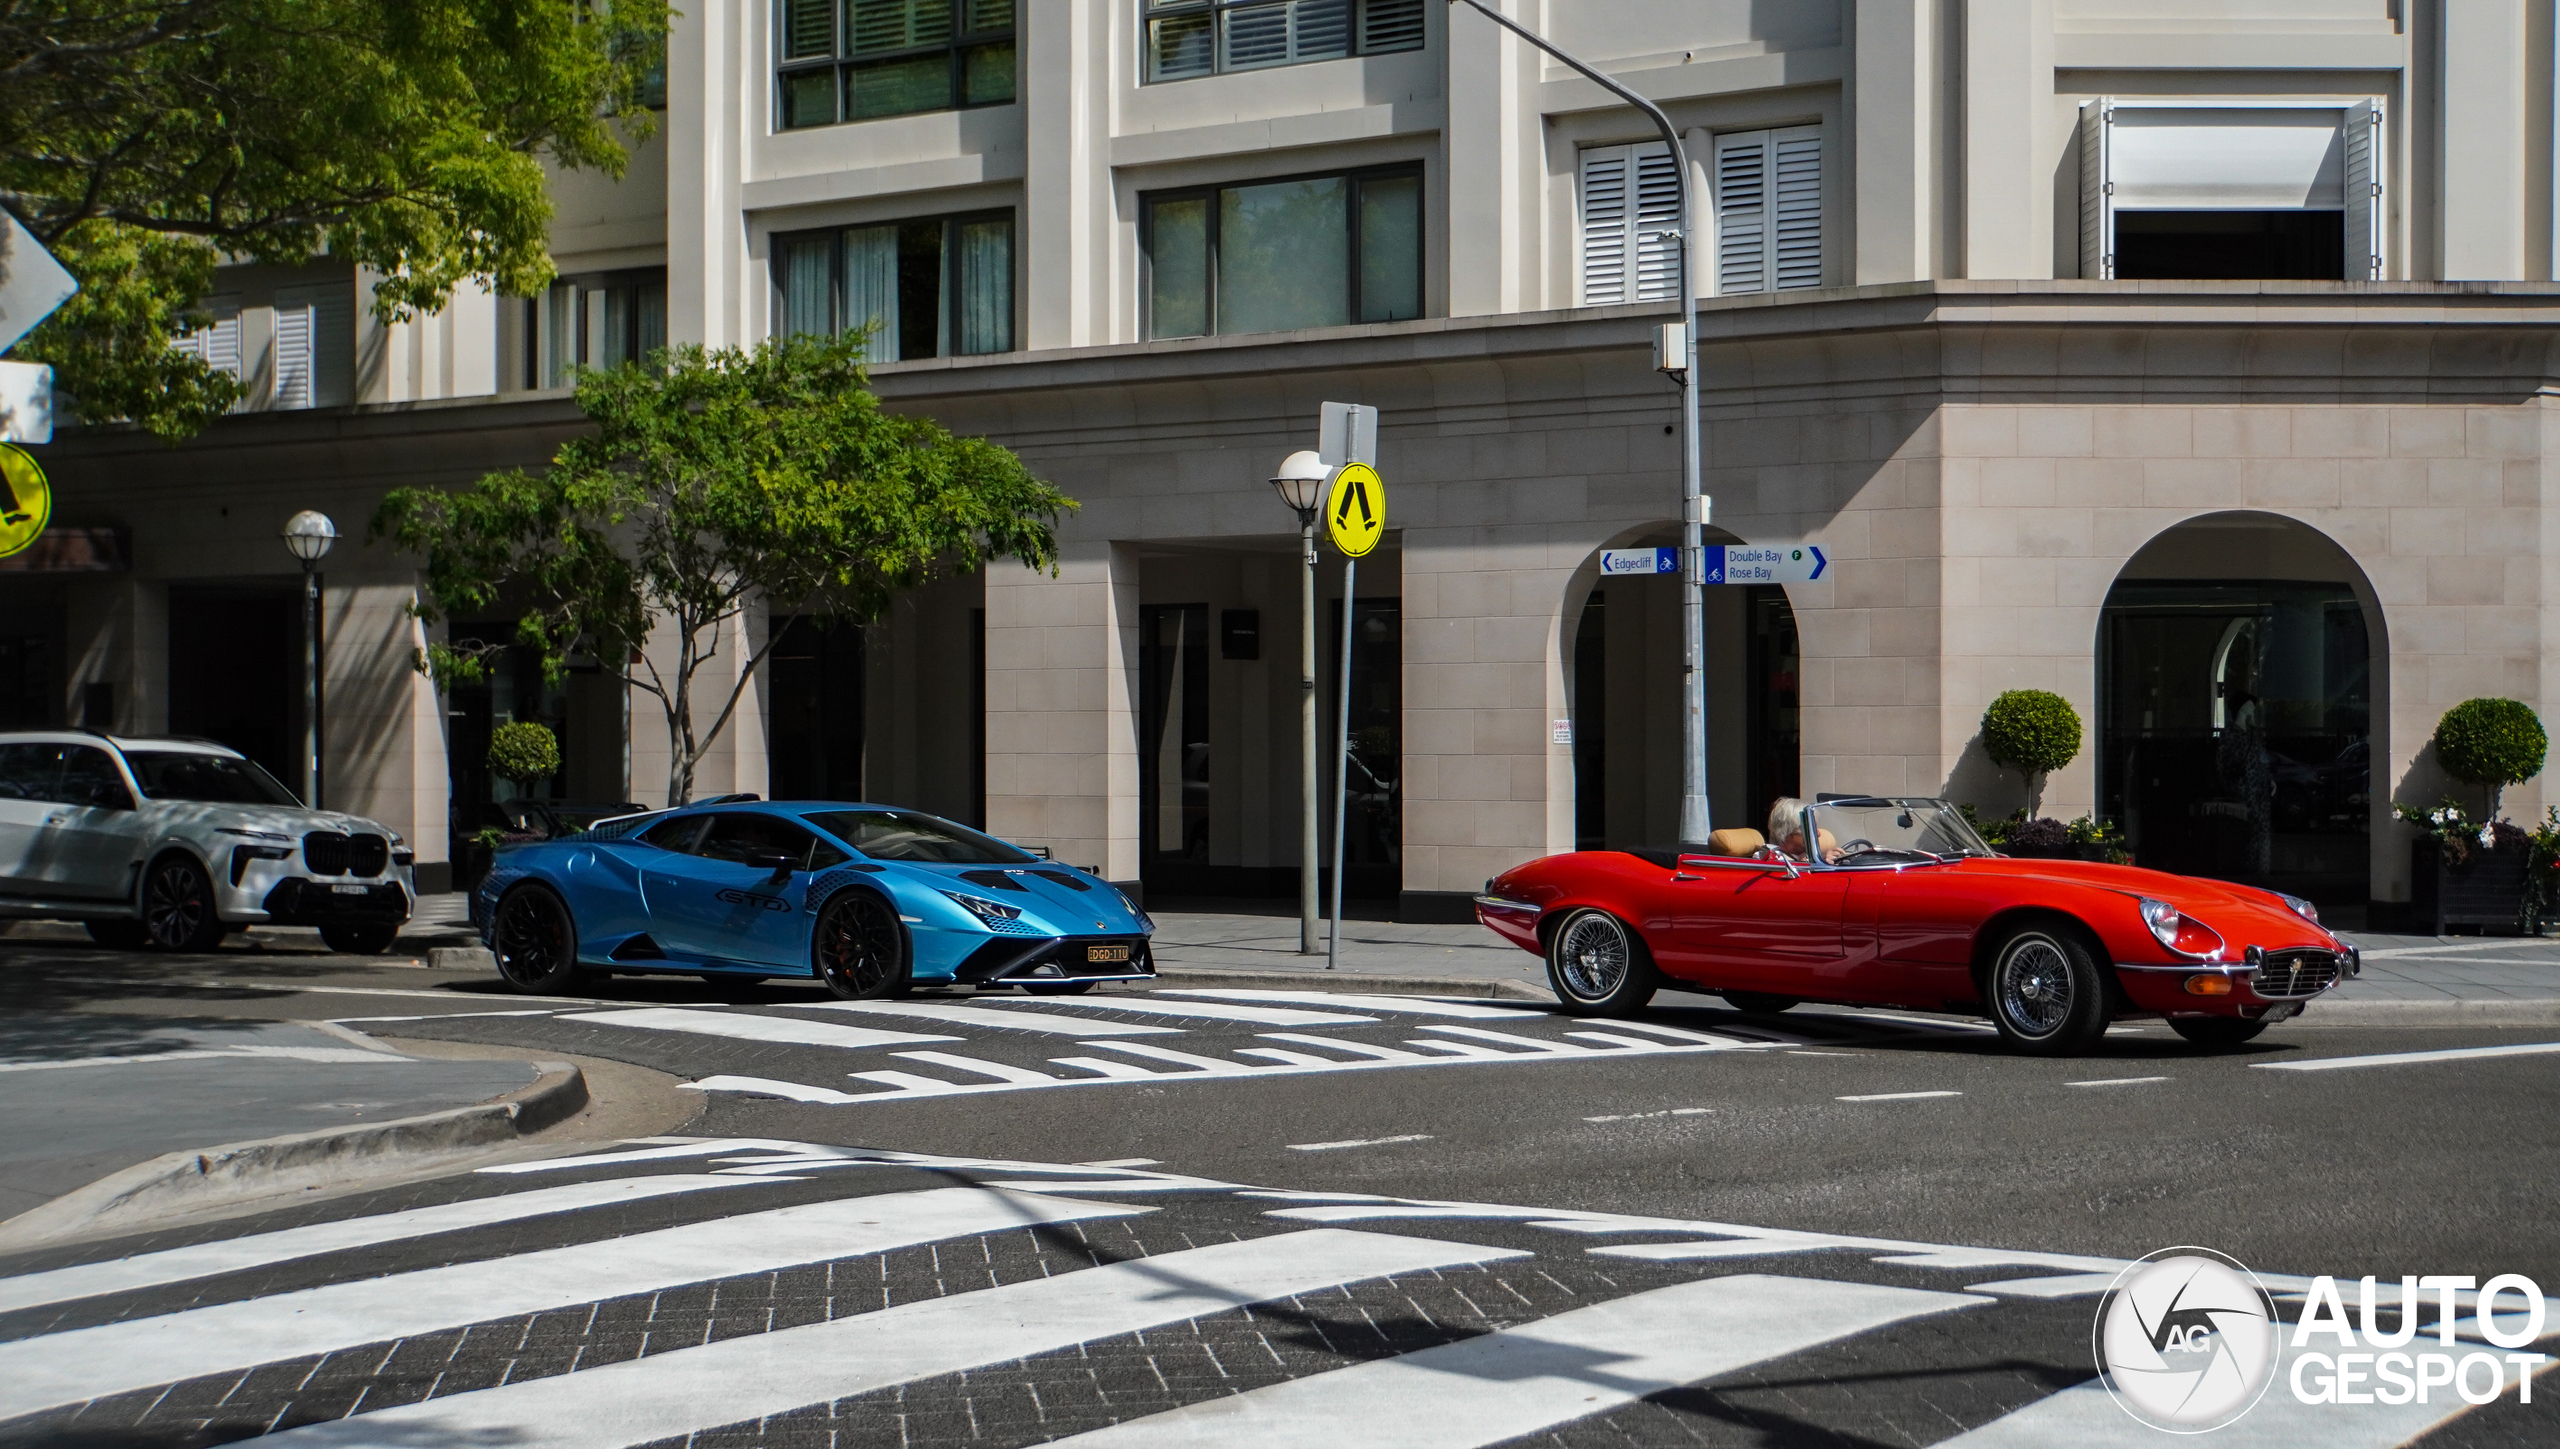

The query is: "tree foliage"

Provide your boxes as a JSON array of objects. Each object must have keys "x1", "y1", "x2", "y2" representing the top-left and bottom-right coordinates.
[
  {"x1": 1981, "y1": 689, "x2": 2082, "y2": 815},
  {"x1": 486, "y1": 720, "x2": 561, "y2": 793},
  {"x1": 0, "y1": 0, "x2": 667, "y2": 438},
  {"x1": 375, "y1": 333, "x2": 1076, "y2": 806},
  {"x1": 2434, "y1": 696, "x2": 2547, "y2": 818}
]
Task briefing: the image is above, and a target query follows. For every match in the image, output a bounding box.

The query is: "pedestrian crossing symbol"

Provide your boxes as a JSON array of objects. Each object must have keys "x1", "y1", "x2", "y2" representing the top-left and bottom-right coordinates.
[
  {"x1": 0, "y1": 444, "x2": 49, "y2": 559},
  {"x1": 1325, "y1": 461, "x2": 1385, "y2": 557}
]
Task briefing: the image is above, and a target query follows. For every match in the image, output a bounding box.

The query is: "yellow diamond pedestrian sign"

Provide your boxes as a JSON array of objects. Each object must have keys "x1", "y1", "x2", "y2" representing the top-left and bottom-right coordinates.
[
  {"x1": 1325, "y1": 462, "x2": 1385, "y2": 558},
  {"x1": 0, "y1": 444, "x2": 50, "y2": 559}
]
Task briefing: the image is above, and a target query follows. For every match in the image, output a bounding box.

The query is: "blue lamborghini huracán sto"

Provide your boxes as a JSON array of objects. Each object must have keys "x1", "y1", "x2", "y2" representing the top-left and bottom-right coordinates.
[{"x1": 469, "y1": 800, "x2": 1156, "y2": 998}]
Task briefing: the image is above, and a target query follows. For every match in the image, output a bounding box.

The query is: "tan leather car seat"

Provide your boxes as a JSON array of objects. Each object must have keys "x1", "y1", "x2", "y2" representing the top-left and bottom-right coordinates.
[{"x1": 1706, "y1": 827, "x2": 1765, "y2": 856}]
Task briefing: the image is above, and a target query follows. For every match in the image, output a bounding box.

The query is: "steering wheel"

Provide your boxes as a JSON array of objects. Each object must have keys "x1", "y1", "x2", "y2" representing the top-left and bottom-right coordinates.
[{"x1": 1838, "y1": 838, "x2": 1877, "y2": 855}]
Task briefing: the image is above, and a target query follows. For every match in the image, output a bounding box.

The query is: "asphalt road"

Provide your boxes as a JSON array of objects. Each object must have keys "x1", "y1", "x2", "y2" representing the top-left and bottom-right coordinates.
[{"x1": 3, "y1": 934, "x2": 2556, "y2": 1447}]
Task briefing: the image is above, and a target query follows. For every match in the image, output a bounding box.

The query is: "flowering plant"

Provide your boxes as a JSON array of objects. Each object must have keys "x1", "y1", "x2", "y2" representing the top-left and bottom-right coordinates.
[
  {"x1": 2525, "y1": 808, "x2": 2560, "y2": 932},
  {"x1": 2394, "y1": 799, "x2": 2527, "y2": 868}
]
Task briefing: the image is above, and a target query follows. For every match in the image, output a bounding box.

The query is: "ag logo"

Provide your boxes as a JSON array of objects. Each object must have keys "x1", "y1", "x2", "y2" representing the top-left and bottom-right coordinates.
[
  {"x1": 2095, "y1": 1248, "x2": 2281, "y2": 1432},
  {"x1": 0, "y1": 444, "x2": 51, "y2": 559},
  {"x1": 1325, "y1": 462, "x2": 1385, "y2": 558}
]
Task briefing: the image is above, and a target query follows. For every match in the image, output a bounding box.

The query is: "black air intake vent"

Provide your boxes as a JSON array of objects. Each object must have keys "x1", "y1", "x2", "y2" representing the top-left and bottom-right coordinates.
[
  {"x1": 958, "y1": 869, "x2": 1028, "y2": 891},
  {"x1": 1029, "y1": 870, "x2": 1093, "y2": 892}
]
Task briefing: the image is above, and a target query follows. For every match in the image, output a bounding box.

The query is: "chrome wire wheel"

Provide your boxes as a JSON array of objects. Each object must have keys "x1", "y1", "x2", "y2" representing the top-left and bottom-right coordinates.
[
  {"x1": 1995, "y1": 934, "x2": 2076, "y2": 1039},
  {"x1": 143, "y1": 856, "x2": 218, "y2": 951},
  {"x1": 1555, "y1": 911, "x2": 1631, "y2": 1000},
  {"x1": 493, "y1": 887, "x2": 578, "y2": 993},
  {"x1": 816, "y1": 892, "x2": 906, "y2": 1000}
]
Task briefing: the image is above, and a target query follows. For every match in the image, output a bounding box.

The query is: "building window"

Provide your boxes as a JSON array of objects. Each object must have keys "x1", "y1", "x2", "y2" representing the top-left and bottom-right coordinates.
[
  {"x1": 271, "y1": 283, "x2": 354, "y2": 409},
  {"x1": 777, "y1": 0, "x2": 1015, "y2": 130},
  {"x1": 169, "y1": 296, "x2": 244, "y2": 390},
  {"x1": 528, "y1": 269, "x2": 667, "y2": 388},
  {"x1": 1144, "y1": 0, "x2": 1423, "y2": 82},
  {"x1": 2080, "y1": 100, "x2": 2384, "y2": 281},
  {"x1": 773, "y1": 212, "x2": 1014, "y2": 359},
  {"x1": 1579, "y1": 129, "x2": 1822, "y2": 305},
  {"x1": 1143, "y1": 167, "x2": 1421, "y2": 339},
  {"x1": 1578, "y1": 144, "x2": 1679, "y2": 305}
]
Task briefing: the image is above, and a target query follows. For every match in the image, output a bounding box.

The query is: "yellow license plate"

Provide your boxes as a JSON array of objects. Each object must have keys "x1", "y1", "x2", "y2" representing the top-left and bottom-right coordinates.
[{"x1": 1086, "y1": 944, "x2": 1131, "y2": 963}]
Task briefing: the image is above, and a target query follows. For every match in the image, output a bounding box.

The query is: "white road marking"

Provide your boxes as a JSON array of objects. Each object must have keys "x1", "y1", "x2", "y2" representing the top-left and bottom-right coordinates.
[
  {"x1": 847, "y1": 1069, "x2": 989, "y2": 1095},
  {"x1": 1287, "y1": 1134, "x2": 1434, "y2": 1152},
  {"x1": 1837, "y1": 1090, "x2": 1963, "y2": 1101},
  {"x1": 0, "y1": 1188, "x2": 1141, "y2": 1421},
  {"x1": 0, "y1": 1045, "x2": 404, "y2": 1072},
  {"x1": 794, "y1": 1001, "x2": 1180, "y2": 1036},
  {"x1": 0, "y1": 1175, "x2": 768, "y2": 1314},
  {"x1": 563, "y1": 1007, "x2": 958, "y2": 1049},
  {"x1": 1933, "y1": 1360, "x2": 2559, "y2": 1448},
  {"x1": 1048, "y1": 1057, "x2": 1164, "y2": 1079},
  {"x1": 2357, "y1": 936, "x2": 2558, "y2": 958},
  {"x1": 39, "y1": 976, "x2": 608, "y2": 1005},
  {"x1": 1788, "y1": 1049, "x2": 1859, "y2": 1056},
  {"x1": 1234, "y1": 1047, "x2": 1344, "y2": 1066},
  {"x1": 1157, "y1": 989, "x2": 1545, "y2": 1019},
  {"x1": 1417, "y1": 1024, "x2": 1582, "y2": 1054},
  {"x1": 1566, "y1": 1031, "x2": 1676, "y2": 1049},
  {"x1": 1077, "y1": 1158, "x2": 1160, "y2": 1167},
  {"x1": 1584, "y1": 1018, "x2": 1772, "y2": 1046},
  {"x1": 1034, "y1": 1274, "x2": 1983, "y2": 1449},
  {"x1": 2067, "y1": 1076, "x2": 2170, "y2": 1087},
  {"x1": 998, "y1": 998, "x2": 1381, "y2": 1027},
  {"x1": 1583, "y1": 1108, "x2": 1714, "y2": 1123},
  {"x1": 1083, "y1": 1041, "x2": 1259, "y2": 1074},
  {"x1": 888, "y1": 1051, "x2": 1061, "y2": 1085},
  {"x1": 1259, "y1": 1034, "x2": 1433, "y2": 1061},
  {"x1": 260, "y1": 1229, "x2": 1528, "y2": 1449},
  {"x1": 2254, "y1": 1041, "x2": 2560, "y2": 1072}
]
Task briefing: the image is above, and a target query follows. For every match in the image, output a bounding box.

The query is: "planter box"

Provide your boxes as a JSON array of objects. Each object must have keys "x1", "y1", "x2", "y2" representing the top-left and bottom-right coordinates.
[{"x1": 2410, "y1": 839, "x2": 2535, "y2": 935}]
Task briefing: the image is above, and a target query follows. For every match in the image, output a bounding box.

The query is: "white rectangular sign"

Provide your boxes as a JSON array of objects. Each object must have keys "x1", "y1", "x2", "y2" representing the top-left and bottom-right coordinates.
[
  {"x1": 0, "y1": 361, "x2": 50, "y2": 444},
  {"x1": 1598, "y1": 547, "x2": 1677, "y2": 576},
  {"x1": 1706, "y1": 545, "x2": 1827, "y2": 584}
]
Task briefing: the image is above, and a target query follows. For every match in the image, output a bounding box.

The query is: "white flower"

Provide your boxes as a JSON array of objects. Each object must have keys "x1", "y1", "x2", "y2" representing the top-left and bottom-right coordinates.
[{"x1": 2480, "y1": 825, "x2": 2498, "y2": 848}]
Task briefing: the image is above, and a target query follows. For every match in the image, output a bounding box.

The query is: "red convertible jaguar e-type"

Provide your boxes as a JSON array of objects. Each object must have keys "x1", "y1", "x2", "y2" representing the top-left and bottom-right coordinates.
[{"x1": 1473, "y1": 795, "x2": 2358, "y2": 1054}]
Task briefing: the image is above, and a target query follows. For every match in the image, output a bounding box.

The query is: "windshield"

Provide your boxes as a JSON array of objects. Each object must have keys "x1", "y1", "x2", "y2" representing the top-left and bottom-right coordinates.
[
  {"x1": 126, "y1": 751, "x2": 304, "y2": 807},
  {"x1": 1801, "y1": 798, "x2": 1993, "y2": 867},
  {"x1": 803, "y1": 809, "x2": 1038, "y2": 865}
]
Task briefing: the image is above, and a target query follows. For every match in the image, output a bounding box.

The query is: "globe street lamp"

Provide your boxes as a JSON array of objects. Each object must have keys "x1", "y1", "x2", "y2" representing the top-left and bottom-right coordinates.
[
  {"x1": 282, "y1": 510, "x2": 336, "y2": 809},
  {"x1": 1270, "y1": 450, "x2": 1330, "y2": 955}
]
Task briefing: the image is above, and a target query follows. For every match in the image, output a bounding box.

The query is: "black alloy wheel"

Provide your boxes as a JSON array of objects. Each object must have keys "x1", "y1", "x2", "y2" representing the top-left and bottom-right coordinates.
[
  {"x1": 1544, "y1": 908, "x2": 1661, "y2": 1017},
  {"x1": 142, "y1": 855, "x2": 226, "y2": 952},
  {"x1": 814, "y1": 890, "x2": 909, "y2": 1000},
  {"x1": 1984, "y1": 923, "x2": 2112, "y2": 1055},
  {"x1": 85, "y1": 918, "x2": 150, "y2": 949},
  {"x1": 1722, "y1": 992, "x2": 1801, "y2": 1015},
  {"x1": 320, "y1": 922, "x2": 400, "y2": 955},
  {"x1": 2169, "y1": 1015, "x2": 2270, "y2": 1049},
  {"x1": 493, "y1": 886, "x2": 583, "y2": 994}
]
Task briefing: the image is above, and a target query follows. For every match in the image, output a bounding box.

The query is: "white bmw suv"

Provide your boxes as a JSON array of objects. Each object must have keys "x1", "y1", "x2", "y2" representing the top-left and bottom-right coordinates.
[{"x1": 0, "y1": 731, "x2": 416, "y2": 953}]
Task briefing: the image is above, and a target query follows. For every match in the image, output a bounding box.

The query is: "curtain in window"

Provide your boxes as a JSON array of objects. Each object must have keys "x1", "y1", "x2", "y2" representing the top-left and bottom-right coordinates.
[
  {"x1": 842, "y1": 225, "x2": 900, "y2": 361},
  {"x1": 1357, "y1": 174, "x2": 1420, "y2": 322},
  {"x1": 543, "y1": 283, "x2": 577, "y2": 385},
  {"x1": 1217, "y1": 176, "x2": 1348, "y2": 335},
  {"x1": 956, "y1": 218, "x2": 1012, "y2": 355},
  {"x1": 636, "y1": 279, "x2": 668, "y2": 363},
  {"x1": 1148, "y1": 196, "x2": 1210, "y2": 339},
  {"x1": 781, "y1": 237, "x2": 837, "y2": 341}
]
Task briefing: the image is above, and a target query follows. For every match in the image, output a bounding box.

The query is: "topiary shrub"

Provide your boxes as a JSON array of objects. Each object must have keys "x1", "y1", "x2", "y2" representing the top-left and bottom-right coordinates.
[
  {"x1": 1981, "y1": 689, "x2": 2082, "y2": 817},
  {"x1": 487, "y1": 720, "x2": 561, "y2": 796},
  {"x1": 2434, "y1": 697, "x2": 2547, "y2": 819}
]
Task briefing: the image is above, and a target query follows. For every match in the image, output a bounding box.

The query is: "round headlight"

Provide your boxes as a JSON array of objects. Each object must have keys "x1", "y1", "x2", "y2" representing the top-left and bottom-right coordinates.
[{"x1": 2275, "y1": 891, "x2": 2320, "y2": 925}]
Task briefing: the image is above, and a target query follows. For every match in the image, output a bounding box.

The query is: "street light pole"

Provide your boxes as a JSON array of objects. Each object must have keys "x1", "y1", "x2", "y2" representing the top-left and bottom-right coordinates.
[
  {"x1": 1270, "y1": 452, "x2": 1332, "y2": 954},
  {"x1": 1446, "y1": 0, "x2": 1710, "y2": 842},
  {"x1": 281, "y1": 511, "x2": 338, "y2": 810}
]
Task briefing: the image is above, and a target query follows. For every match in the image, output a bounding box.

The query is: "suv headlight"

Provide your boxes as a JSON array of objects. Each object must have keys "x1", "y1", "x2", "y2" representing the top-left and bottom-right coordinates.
[
  {"x1": 1114, "y1": 886, "x2": 1154, "y2": 930},
  {"x1": 941, "y1": 891, "x2": 1023, "y2": 926}
]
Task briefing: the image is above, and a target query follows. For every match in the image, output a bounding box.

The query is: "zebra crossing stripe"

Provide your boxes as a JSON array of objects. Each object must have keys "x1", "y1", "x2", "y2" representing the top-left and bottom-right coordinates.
[
  {"x1": 261, "y1": 1228, "x2": 1529, "y2": 1449},
  {"x1": 1001, "y1": 999, "x2": 1381, "y2": 1026},
  {"x1": 794, "y1": 1001, "x2": 1181, "y2": 1036},
  {"x1": 1035, "y1": 1272, "x2": 1983, "y2": 1447},
  {"x1": 1930, "y1": 1368, "x2": 2548, "y2": 1448},
  {"x1": 561, "y1": 1007, "x2": 959, "y2": 1049},
  {"x1": 0, "y1": 1187, "x2": 1141, "y2": 1421},
  {"x1": 889, "y1": 1050, "x2": 1063, "y2": 1084},
  {"x1": 1158, "y1": 990, "x2": 1547, "y2": 1020},
  {"x1": 0, "y1": 1175, "x2": 765, "y2": 1315}
]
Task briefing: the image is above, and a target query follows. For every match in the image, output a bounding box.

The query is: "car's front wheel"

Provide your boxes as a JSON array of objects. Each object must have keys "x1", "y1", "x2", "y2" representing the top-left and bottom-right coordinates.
[
  {"x1": 492, "y1": 886, "x2": 583, "y2": 994},
  {"x1": 321, "y1": 922, "x2": 399, "y2": 955},
  {"x1": 1545, "y1": 908, "x2": 1660, "y2": 1016},
  {"x1": 814, "y1": 891, "x2": 909, "y2": 1000},
  {"x1": 2170, "y1": 1016, "x2": 2269, "y2": 1049},
  {"x1": 142, "y1": 855, "x2": 226, "y2": 952},
  {"x1": 1984, "y1": 923, "x2": 2112, "y2": 1054}
]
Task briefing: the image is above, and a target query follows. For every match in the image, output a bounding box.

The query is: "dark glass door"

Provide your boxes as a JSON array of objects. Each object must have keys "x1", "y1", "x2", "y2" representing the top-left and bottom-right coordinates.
[
  {"x1": 1140, "y1": 604, "x2": 1210, "y2": 863},
  {"x1": 169, "y1": 586, "x2": 301, "y2": 791},
  {"x1": 1328, "y1": 596, "x2": 1401, "y2": 887},
  {"x1": 767, "y1": 616, "x2": 865, "y2": 803},
  {"x1": 1745, "y1": 587, "x2": 1801, "y2": 833}
]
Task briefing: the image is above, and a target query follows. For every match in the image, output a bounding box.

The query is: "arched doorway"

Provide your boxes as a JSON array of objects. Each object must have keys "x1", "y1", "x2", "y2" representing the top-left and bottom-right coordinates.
[
  {"x1": 2098, "y1": 513, "x2": 2380, "y2": 910},
  {"x1": 1565, "y1": 532, "x2": 1797, "y2": 849}
]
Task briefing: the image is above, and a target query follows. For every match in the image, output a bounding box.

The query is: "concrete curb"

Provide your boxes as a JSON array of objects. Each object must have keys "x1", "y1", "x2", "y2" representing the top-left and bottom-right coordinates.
[
  {"x1": 2307, "y1": 997, "x2": 2560, "y2": 1026},
  {"x1": 0, "y1": 1059, "x2": 588, "y2": 1252},
  {"x1": 1143, "y1": 967, "x2": 1553, "y2": 1002}
]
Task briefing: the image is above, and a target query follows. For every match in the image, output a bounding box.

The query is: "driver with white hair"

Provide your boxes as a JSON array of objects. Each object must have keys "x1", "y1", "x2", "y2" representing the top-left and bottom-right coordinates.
[{"x1": 1767, "y1": 796, "x2": 1842, "y2": 864}]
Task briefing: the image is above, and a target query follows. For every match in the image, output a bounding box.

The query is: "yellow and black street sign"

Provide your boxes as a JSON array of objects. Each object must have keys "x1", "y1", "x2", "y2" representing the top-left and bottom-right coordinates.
[
  {"x1": 1325, "y1": 461, "x2": 1385, "y2": 557},
  {"x1": 0, "y1": 444, "x2": 50, "y2": 559}
]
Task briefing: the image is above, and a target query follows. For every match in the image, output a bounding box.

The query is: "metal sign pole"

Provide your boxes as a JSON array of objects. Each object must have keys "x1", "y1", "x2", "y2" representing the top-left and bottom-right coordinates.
[{"x1": 1328, "y1": 555, "x2": 1356, "y2": 972}]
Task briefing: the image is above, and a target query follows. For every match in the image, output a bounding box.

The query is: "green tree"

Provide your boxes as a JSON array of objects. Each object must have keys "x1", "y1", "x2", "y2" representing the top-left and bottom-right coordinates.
[
  {"x1": 0, "y1": 0, "x2": 667, "y2": 439},
  {"x1": 1980, "y1": 689, "x2": 2082, "y2": 817},
  {"x1": 2433, "y1": 697, "x2": 2548, "y2": 820},
  {"x1": 375, "y1": 333, "x2": 1075, "y2": 806},
  {"x1": 487, "y1": 720, "x2": 561, "y2": 796}
]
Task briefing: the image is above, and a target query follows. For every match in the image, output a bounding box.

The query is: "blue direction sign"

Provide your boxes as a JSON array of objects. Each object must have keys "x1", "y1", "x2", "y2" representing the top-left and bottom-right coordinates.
[
  {"x1": 1598, "y1": 547, "x2": 1678, "y2": 576},
  {"x1": 1706, "y1": 544, "x2": 1826, "y2": 585}
]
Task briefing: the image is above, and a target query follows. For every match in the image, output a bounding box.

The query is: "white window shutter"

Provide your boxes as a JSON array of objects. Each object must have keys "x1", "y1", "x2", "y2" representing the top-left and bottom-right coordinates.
[
  {"x1": 2343, "y1": 98, "x2": 2383, "y2": 281},
  {"x1": 172, "y1": 297, "x2": 244, "y2": 396},
  {"x1": 2080, "y1": 99, "x2": 2113, "y2": 280},
  {"x1": 1713, "y1": 131, "x2": 1769, "y2": 295},
  {"x1": 271, "y1": 297, "x2": 314, "y2": 409},
  {"x1": 1632, "y1": 144, "x2": 1682, "y2": 301},
  {"x1": 1771, "y1": 128, "x2": 1823, "y2": 289},
  {"x1": 1579, "y1": 145, "x2": 1632, "y2": 305}
]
